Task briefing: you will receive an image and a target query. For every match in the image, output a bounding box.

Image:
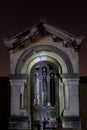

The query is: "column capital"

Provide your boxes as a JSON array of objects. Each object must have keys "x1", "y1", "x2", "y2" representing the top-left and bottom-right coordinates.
[
  {"x1": 10, "y1": 79, "x2": 26, "y2": 87},
  {"x1": 9, "y1": 74, "x2": 29, "y2": 80},
  {"x1": 9, "y1": 74, "x2": 28, "y2": 86},
  {"x1": 61, "y1": 73, "x2": 80, "y2": 79}
]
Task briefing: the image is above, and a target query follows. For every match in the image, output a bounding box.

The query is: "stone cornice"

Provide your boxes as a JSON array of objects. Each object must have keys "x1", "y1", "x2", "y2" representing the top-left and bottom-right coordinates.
[{"x1": 3, "y1": 20, "x2": 84, "y2": 51}]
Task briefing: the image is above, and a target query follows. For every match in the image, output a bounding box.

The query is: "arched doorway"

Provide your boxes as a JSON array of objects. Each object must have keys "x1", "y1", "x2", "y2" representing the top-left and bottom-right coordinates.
[
  {"x1": 14, "y1": 45, "x2": 76, "y2": 129},
  {"x1": 30, "y1": 60, "x2": 61, "y2": 129}
]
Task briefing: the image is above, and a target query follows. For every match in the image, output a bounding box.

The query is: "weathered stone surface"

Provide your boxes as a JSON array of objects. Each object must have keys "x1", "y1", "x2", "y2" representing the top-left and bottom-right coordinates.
[{"x1": 6, "y1": 22, "x2": 81, "y2": 130}]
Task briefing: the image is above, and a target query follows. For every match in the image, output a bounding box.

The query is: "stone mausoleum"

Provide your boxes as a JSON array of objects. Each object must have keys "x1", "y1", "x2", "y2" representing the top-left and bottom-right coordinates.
[{"x1": 4, "y1": 19, "x2": 84, "y2": 130}]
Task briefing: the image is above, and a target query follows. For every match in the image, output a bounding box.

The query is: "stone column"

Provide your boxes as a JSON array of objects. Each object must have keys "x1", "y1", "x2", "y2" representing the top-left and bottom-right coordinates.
[
  {"x1": 9, "y1": 75, "x2": 31, "y2": 130},
  {"x1": 62, "y1": 74, "x2": 80, "y2": 116},
  {"x1": 67, "y1": 78, "x2": 79, "y2": 116},
  {"x1": 62, "y1": 79, "x2": 70, "y2": 116},
  {"x1": 61, "y1": 74, "x2": 81, "y2": 128},
  {"x1": 9, "y1": 75, "x2": 28, "y2": 116},
  {"x1": 47, "y1": 76, "x2": 50, "y2": 106}
]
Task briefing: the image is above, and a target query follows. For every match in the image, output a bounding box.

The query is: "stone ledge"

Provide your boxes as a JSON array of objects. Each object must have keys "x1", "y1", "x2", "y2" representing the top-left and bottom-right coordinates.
[
  {"x1": 47, "y1": 128, "x2": 82, "y2": 130},
  {"x1": 9, "y1": 115, "x2": 29, "y2": 122},
  {"x1": 61, "y1": 116, "x2": 81, "y2": 129},
  {"x1": 8, "y1": 116, "x2": 30, "y2": 130}
]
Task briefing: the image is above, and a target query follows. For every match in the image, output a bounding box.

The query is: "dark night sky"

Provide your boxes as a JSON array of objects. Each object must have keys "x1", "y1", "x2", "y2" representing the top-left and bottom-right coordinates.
[{"x1": 0, "y1": 0, "x2": 87, "y2": 76}]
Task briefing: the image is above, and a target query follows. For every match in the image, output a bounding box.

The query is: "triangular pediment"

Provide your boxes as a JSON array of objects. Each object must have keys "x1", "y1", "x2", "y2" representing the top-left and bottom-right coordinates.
[{"x1": 3, "y1": 19, "x2": 84, "y2": 51}]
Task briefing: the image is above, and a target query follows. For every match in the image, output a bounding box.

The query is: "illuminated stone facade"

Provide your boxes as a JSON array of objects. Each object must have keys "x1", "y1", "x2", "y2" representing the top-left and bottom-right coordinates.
[{"x1": 4, "y1": 20, "x2": 84, "y2": 130}]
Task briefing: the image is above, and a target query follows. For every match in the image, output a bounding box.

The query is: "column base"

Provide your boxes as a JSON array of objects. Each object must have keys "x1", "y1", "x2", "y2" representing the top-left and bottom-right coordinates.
[
  {"x1": 8, "y1": 115, "x2": 30, "y2": 130},
  {"x1": 61, "y1": 116, "x2": 81, "y2": 129}
]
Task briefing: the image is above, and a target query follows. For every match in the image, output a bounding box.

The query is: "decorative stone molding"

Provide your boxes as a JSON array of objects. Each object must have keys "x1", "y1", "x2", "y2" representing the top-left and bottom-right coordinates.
[{"x1": 10, "y1": 79, "x2": 26, "y2": 87}]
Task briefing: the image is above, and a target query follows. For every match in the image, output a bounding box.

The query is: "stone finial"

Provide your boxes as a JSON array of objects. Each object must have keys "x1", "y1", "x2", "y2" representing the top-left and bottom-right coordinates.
[{"x1": 39, "y1": 16, "x2": 47, "y2": 23}]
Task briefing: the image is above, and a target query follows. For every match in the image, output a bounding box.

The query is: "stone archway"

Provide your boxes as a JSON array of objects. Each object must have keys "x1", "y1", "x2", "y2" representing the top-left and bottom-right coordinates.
[
  {"x1": 15, "y1": 45, "x2": 74, "y2": 74},
  {"x1": 15, "y1": 44, "x2": 77, "y2": 117},
  {"x1": 9, "y1": 45, "x2": 80, "y2": 129}
]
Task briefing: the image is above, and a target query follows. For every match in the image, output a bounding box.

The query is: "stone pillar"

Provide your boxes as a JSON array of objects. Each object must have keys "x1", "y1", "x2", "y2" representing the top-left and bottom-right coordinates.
[
  {"x1": 61, "y1": 73, "x2": 81, "y2": 128},
  {"x1": 47, "y1": 76, "x2": 50, "y2": 106},
  {"x1": 8, "y1": 75, "x2": 31, "y2": 130},
  {"x1": 62, "y1": 79, "x2": 70, "y2": 116},
  {"x1": 10, "y1": 75, "x2": 26, "y2": 116},
  {"x1": 63, "y1": 78, "x2": 79, "y2": 116},
  {"x1": 68, "y1": 78, "x2": 79, "y2": 116},
  {"x1": 10, "y1": 78, "x2": 26, "y2": 116}
]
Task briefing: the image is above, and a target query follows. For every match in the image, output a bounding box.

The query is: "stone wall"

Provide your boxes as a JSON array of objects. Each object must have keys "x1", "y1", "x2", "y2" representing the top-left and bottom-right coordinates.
[{"x1": 10, "y1": 36, "x2": 79, "y2": 74}]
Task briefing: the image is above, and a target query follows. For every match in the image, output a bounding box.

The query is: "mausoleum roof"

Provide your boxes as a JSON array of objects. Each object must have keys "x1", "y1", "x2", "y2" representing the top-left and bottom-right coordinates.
[{"x1": 3, "y1": 19, "x2": 84, "y2": 51}]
